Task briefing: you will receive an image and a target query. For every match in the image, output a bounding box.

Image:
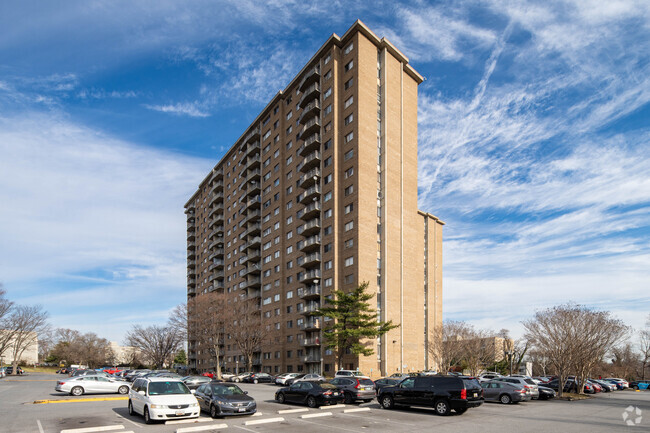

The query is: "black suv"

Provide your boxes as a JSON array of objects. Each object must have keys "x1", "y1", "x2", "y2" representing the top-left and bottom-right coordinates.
[{"x1": 378, "y1": 376, "x2": 483, "y2": 415}]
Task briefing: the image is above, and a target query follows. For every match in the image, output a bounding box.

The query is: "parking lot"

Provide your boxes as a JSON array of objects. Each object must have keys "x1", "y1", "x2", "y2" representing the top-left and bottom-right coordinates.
[{"x1": 1, "y1": 373, "x2": 649, "y2": 433}]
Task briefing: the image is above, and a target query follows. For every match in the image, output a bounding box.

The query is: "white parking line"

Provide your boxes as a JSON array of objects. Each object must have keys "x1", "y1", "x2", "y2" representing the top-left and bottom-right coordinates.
[
  {"x1": 37, "y1": 420, "x2": 45, "y2": 433},
  {"x1": 321, "y1": 404, "x2": 346, "y2": 409},
  {"x1": 243, "y1": 417, "x2": 285, "y2": 426},
  {"x1": 300, "y1": 412, "x2": 332, "y2": 419},
  {"x1": 278, "y1": 408, "x2": 309, "y2": 414},
  {"x1": 343, "y1": 407, "x2": 370, "y2": 413},
  {"x1": 252, "y1": 412, "x2": 263, "y2": 416},
  {"x1": 166, "y1": 417, "x2": 212, "y2": 425},
  {"x1": 114, "y1": 413, "x2": 142, "y2": 429},
  {"x1": 175, "y1": 424, "x2": 227, "y2": 433},
  {"x1": 60, "y1": 426, "x2": 125, "y2": 433}
]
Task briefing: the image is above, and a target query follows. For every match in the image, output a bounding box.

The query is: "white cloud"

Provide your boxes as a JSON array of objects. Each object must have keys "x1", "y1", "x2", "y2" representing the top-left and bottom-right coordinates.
[
  {"x1": 0, "y1": 111, "x2": 213, "y2": 341},
  {"x1": 145, "y1": 102, "x2": 210, "y2": 117}
]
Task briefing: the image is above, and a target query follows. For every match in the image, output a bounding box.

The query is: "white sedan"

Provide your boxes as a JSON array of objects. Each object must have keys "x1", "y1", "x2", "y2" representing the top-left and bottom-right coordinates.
[{"x1": 56, "y1": 375, "x2": 130, "y2": 396}]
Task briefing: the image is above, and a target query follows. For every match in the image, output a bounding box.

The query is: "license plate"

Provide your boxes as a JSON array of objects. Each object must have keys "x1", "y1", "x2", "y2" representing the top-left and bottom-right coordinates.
[
  {"x1": 473, "y1": 393, "x2": 478, "y2": 398},
  {"x1": 238, "y1": 407, "x2": 246, "y2": 412},
  {"x1": 175, "y1": 411, "x2": 185, "y2": 416}
]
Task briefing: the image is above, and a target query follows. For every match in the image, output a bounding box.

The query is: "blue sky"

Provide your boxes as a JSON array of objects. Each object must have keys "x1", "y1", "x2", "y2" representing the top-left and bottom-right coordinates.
[{"x1": 1, "y1": 0, "x2": 648, "y2": 344}]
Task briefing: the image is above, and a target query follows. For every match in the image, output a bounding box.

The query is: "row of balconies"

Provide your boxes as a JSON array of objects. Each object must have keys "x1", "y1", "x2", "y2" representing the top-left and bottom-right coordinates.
[
  {"x1": 298, "y1": 185, "x2": 320, "y2": 204},
  {"x1": 298, "y1": 118, "x2": 321, "y2": 141},
  {"x1": 298, "y1": 99, "x2": 320, "y2": 125},
  {"x1": 298, "y1": 64, "x2": 320, "y2": 92},
  {"x1": 299, "y1": 168, "x2": 320, "y2": 189},
  {"x1": 299, "y1": 218, "x2": 320, "y2": 237},
  {"x1": 298, "y1": 82, "x2": 320, "y2": 109},
  {"x1": 299, "y1": 200, "x2": 321, "y2": 220},
  {"x1": 299, "y1": 133, "x2": 321, "y2": 156},
  {"x1": 301, "y1": 150, "x2": 321, "y2": 172}
]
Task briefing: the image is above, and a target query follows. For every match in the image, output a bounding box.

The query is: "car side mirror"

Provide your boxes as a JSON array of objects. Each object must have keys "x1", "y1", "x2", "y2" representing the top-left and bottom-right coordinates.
[
  {"x1": 138, "y1": 390, "x2": 145, "y2": 395},
  {"x1": 244, "y1": 391, "x2": 248, "y2": 394}
]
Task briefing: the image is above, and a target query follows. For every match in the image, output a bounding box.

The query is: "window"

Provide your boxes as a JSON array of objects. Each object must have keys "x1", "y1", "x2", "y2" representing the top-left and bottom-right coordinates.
[
  {"x1": 344, "y1": 274, "x2": 354, "y2": 283},
  {"x1": 286, "y1": 170, "x2": 292, "y2": 179},
  {"x1": 324, "y1": 225, "x2": 332, "y2": 235},
  {"x1": 345, "y1": 167, "x2": 354, "y2": 178},
  {"x1": 286, "y1": 125, "x2": 292, "y2": 135},
  {"x1": 263, "y1": 199, "x2": 271, "y2": 209},
  {"x1": 324, "y1": 104, "x2": 332, "y2": 115},
  {"x1": 324, "y1": 156, "x2": 332, "y2": 167},
  {"x1": 287, "y1": 155, "x2": 293, "y2": 165},
  {"x1": 345, "y1": 239, "x2": 353, "y2": 248},
  {"x1": 324, "y1": 208, "x2": 332, "y2": 218},
  {"x1": 274, "y1": 293, "x2": 280, "y2": 301},
  {"x1": 345, "y1": 114, "x2": 353, "y2": 125},
  {"x1": 345, "y1": 221, "x2": 354, "y2": 231},
  {"x1": 324, "y1": 53, "x2": 331, "y2": 64},
  {"x1": 287, "y1": 216, "x2": 293, "y2": 225},
  {"x1": 274, "y1": 164, "x2": 279, "y2": 172},
  {"x1": 324, "y1": 173, "x2": 332, "y2": 184},
  {"x1": 263, "y1": 130, "x2": 271, "y2": 140},
  {"x1": 286, "y1": 111, "x2": 292, "y2": 120},
  {"x1": 287, "y1": 231, "x2": 293, "y2": 239},
  {"x1": 287, "y1": 290, "x2": 294, "y2": 299},
  {"x1": 325, "y1": 278, "x2": 333, "y2": 287},
  {"x1": 324, "y1": 69, "x2": 332, "y2": 80},
  {"x1": 286, "y1": 186, "x2": 293, "y2": 195},
  {"x1": 274, "y1": 250, "x2": 280, "y2": 259},
  {"x1": 263, "y1": 144, "x2": 271, "y2": 153},
  {"x1": 324, "y1": 87, "x2": 332, "y2": 99},
  {"x1": 344, "y1": 133, "x2": 354, "y2": 144},
  {"x1": 344, "y1": 203, "x2": 353, "y2": 214},
  {"x1": 263, "y1": 172, "x2": 271, "y2": 181},
  {"x1": 324, "y1": 243, "x2": 332, "y2": 253},
  {"x1": 287, "y1": 245, "x2": 293, "y2": 254},
  {"x1": 344, "y1": 185, "x2": 354, "y2": 196},
  {"x1": 345, "y1": 257, "x2": 354, "y2": 266},
  {"x1": 263, "y1": 157, "x2": 271, "y2": 167},
  {"x1": 324, "y1": 122, "x2": 332, "y2": 132},
  {"x1": 344, "y1": 78, "x2": 354, "y2": 90},
  {"x1": 344, "y1": 96, "x2": 353, "y2": 108},
  {"x1": 345, "y1": 60, "x2": 354, "y2": 72},
  {"x1": 344, "y1": 42, "x2": 354, "y2": 54},
  {"x1": 324, "y1": 260, "x2": 332, "y2": 270},
  {"x1": 286, "y1": 141, "x2": 293, "y2": 150},
  {"x1": 273, "y1": 120, "x2": 279, "y2": 130},
  {"x1": 264, "y1": 255, "x2": 272, "y2": 264},
  {"x1": 324, "y1": 191, "x2": 332, "y2": 202},
  {"x1": 274, "y1": 105, "x2": 279, "y2": 115},
  {"x1": 324, "y1": 139, "x2": 331, "y2": 150},
  {"x1": 274, "y1": 149, "x2": 279, "y2": 158}
]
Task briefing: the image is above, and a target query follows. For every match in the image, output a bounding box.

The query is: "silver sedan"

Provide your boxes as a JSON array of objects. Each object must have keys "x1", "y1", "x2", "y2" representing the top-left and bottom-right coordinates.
[{"x1": 55, "y1": 375, "x2": 130, "y2": 396}]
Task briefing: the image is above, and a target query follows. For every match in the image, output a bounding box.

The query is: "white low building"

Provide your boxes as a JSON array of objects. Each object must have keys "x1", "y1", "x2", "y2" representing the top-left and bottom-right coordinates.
[{"x1": 0, "y1": 330, "x2": 38, "y2": 366}]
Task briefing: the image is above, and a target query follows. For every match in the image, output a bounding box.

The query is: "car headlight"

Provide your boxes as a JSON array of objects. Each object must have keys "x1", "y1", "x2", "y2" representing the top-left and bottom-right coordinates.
[
  {"x1": 216, "y1": 400, "x2": 234, "y2": 407},
  {"x1": 190, "y1": 402, "x2": 199, "y2": 407},
  {"x1": 149, "y1": 404, "x2": 166, "y2": 409}
]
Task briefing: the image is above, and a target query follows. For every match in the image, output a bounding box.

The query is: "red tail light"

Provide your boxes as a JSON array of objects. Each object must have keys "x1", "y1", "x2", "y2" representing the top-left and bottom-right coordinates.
[
  {"x1": 460, "y1": 389, "x2": 466, "y2": 399},
  {"x1": 323, "y1": 391, "x2": 332, "y2": 395},
  {"x1": 354, "y1": 379, "x2": 360, "y2": 389}
]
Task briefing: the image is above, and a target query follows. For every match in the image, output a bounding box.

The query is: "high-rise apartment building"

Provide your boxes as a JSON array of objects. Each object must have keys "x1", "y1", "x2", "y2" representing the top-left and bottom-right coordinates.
[{"x1": 185, "y1": 21, "x2": 443, "y2": 377}]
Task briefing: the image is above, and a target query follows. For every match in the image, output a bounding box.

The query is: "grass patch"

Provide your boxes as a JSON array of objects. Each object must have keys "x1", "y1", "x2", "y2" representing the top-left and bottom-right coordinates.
[
  {"x1": 557, "y1": 392, "x2": 592, "y2": 401},
  {"x1": 23, "y1": 366, "x2": 59, "y2": 374}
]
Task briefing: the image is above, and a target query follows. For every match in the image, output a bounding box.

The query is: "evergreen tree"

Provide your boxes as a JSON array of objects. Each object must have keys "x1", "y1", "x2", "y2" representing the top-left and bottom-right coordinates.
[
  {"x1": 313, "y1": 282, "x2": 399, "y2": 370},
  {"x1": 174, "y1": 349, "x2": 187, "y2": 365}
]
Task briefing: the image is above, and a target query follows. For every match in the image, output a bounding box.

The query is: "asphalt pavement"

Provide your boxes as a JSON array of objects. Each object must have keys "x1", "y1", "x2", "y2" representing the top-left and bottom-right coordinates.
[{"x1": 1, "y1": 373, "x2": 649, "y2": 433}]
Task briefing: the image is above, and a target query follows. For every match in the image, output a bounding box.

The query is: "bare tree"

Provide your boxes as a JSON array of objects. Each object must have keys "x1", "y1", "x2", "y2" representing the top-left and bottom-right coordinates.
[
  {"x1": 528, "y1": 349, "x2": 552, "y2": 376},
  {"x1": 188, "y1": 293, "x2": 228, "y2": 378},
  {"x1": 226, "y1": 297, "x2": 268, "y2": 372},
  {"x1": 639, "y1": 319, "x2": 650, "y2": 380},
  {"x1": 0, "y1": 285, "x2": 16, "y2": 359},
  {"x1": 524, "y1": 304, "x2": 627, "y2": 396},
  {"x1": 50, "y1": 329, "x2": 115, "y2": 368},
  {"x1": 125, "y1": 325, "x2": 183, "y2": 368},
  {"x1": 168, "y1": 303, "x2": 188, "y2": 341},
  {"x1": 463, "y1": 329, "x2": 500, "y2": 377},
  {"x1": 9, "y1": 305, "x2": 49, "y2": 370},
  {"x1": 428, "y1": 321, "x2": 473, "y2": 374}
]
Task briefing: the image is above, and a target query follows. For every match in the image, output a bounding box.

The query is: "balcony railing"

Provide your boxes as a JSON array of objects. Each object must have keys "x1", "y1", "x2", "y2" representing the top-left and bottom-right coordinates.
[
  {"x1": 300, "y1": 151, "x2": 321, "y2": 172},
  {"x1": 298, "y1": 65, "x2": 320, "y2": 91},
  {"x1": 298, "y1": 285, "x2": 321, "y2": 299},
  {"x1": 299, "y1": 318, "x2": 320, "y2": 331},
  {"x1": 298, "y1": 99, "x2": 320, "y2": 124},
  {"x1": 299, "y1": 185, "x2": 321, "y2": 204},
  {"x1": 298, "y1": 82, "x2": 320, "y2": 109},
  {"x1": 300, "y1": 269, "x2": 321, "y2": 283}
]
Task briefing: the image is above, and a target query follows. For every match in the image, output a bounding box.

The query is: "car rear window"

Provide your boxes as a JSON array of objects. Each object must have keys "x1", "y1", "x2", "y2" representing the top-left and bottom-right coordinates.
[
  {"x1": 359, "y1": 379, "x2": 374, "y2": 386},
  {"x1": 462, "y1": 378, "x2": 481, "y2": 389},
  {"x1": 524, "y1": 379, "x2": 536, "y2": 385}
]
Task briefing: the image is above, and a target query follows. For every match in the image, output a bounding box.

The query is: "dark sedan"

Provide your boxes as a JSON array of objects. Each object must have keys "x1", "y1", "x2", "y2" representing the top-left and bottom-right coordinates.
[
  {"x1": 480, "y1": 381, "x2": 529, "y2": 404},
  {"x1": 182, "y1": 375, "x2": 214, "y2": 390},
  {"x1": 242, "y1": 372, "x2": 274, "y2": 384},
  {"x1": 275, "y1": 380, "x2": 344, "y2": 408},
  {"x1": 195, "y1": 383, "x2": 257, "y2": 417},
  {"x1": 537, "y1": 385, "x2": 556, "y2": 400}
]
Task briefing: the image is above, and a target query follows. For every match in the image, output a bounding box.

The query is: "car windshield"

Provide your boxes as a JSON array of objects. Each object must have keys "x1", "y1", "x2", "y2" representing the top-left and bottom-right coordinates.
[
  {"x1": 212, "y1": 385, "x2": 244, "y2": 395},
  {"x1": 148, "y1": 381, "x2": 191, "y2": 395}
]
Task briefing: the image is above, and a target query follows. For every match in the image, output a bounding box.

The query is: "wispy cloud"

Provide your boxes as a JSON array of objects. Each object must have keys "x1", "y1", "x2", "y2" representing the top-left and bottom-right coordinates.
[{"x1": 145, "y1": 101, "x2": 210, "y2": 117}]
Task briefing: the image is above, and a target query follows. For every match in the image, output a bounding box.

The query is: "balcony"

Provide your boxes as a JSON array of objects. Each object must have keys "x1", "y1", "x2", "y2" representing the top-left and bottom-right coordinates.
[
  {"x1": 300, "y1": 132, "x2": 321, "y2": 154},
  {"x1": 298, "y1": 82, "x2": 320, "y2": 109},
  {"x1": 300, "y1": 201, "x2": 321, "y2": 220},
  {"x1": 300, "y1": 218, "x2": 320, "y2": 236},
  {"x1": 246, "y1": 168, "x2": 261, "y2": 183},
  {"x1": 245, "y1": 155, "x2": 261, "y2": 171},
  {"x1": 299, "y1": 318, "x2": 321, "y2": 331},
  {"x1": 299, "y1": 185, "x2": 320, "y2": 204},
  {"x1": 187, "y1": 250, "x2": 196, "y2": 259},
  {"x1": 187, "y1": 260, "x2": 196, "y2": 268},
  {"x1": 298, "y1": 65, "x2": 320, "y2": 91},
  {"x1": 245, "y1": 141, "x2": 260, "y2": 158},
  {"x1": 185, "y1": 203, "x2": 196, "y2": 214},
  {"x1": 247, "y1": 236, "x2": 261, "y2": 248},
  {"x1": 187, "y1": 286, "x2": 196, "y2": 296},
  {"x1": 300, "y1": 338, "x2": 321, "y2": 347},
  {"x1": 210, "y1": 281, "x2": 225, "y2": 291},
  {"x1": 208, "y1": 239, "x2": 224, "y2": 250},
  {"x1": 301, "y1": 252, "x2": 321, "y2": 268},
  {"x1": 245, "y1": 263, "x2": 261, "y2": 275},
  {"x1": 298, "y1": 284, "x2": 321, "y2": 300},
  {"x1": 246, "y1": 195, "x2": 261, "y2": 209},
  {"x1": 298, "y1": 117, "x2": 321, "y2": 141},
  {"x1": 208, "y1": 249, "x2": 224, "y2": 260},
  {"x1": 300, "y1": 269, "x2": 321, "y2": 283},
  {"x1": 246, "y1": 275, "x2": 261, "y2": 287},
  {"x1": 213, "y1": 167, "x2": 224, "y2": 179},
  {"x1": 244, "y1": 127, "x2": 260, "y2": 145},
  {"x1": 187, "y1": 232, "x2": 195, "y2": 241},
  {"x1": 246, "y1": 181, "x2": 261, "y2": 196},
  {"x1": 299, "y1": 236, "x2": 320, "y2": 253},
  {"x1": 298, "y1": 99, "x2": 320, "y2": 125},
  {"x1": 245, "y1": 209, "x2": 261, "y2": 223},
  {"x1": 300, "y1": 301, "x2": 320, "y2": 316},
  {"x1": 187, "y1": 219, "x2": 196, "y2": 231},
  {"x1": 208, "y1": 260, "x2": 224, "y2": 271},
  {"x1": 304, "y1": 355, "x2": 320, "y2": 363},
  {"x1": 187, "y1": 278, "x2": 196, "y2": 287},
  {"x1": 211, "y1": 179, "x2": 224, "y2": 193},
  {"x1": 244, "y1": 223, "x2": 261, "y2": 237},
  {"x1": 245, "y1": 250, "x2": 261, "y2": 263},
  {"x1": 209, "y1": 192, "x2": 224, "y2": 206},
  {"x1": 299, "y1": 168, "x2": 320, "y2": 189},
  {"x1": 300, "y1": 151, "x2": 321, "y2": 172},
  {"x1": 214, "y1": 212, "x2": 224, "y2": 223}
]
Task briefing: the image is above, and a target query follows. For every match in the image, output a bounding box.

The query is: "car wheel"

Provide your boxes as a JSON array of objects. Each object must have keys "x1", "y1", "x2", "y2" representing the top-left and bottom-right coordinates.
[
  {"x1": 277, "y1": 392, "x2": 285, "y2": 404},
  {"x1": 307, "y1": 396, "x2": 317, "y2": 408},
  {"x1": 118, "y1": 385, "x2": 129, "y2": 395},
  {"x1": 254, "y1": 379, "x2": 259, "y2": 384},
  {"x1": 210, "y1": 404, "x2": 220, "y2": 418},
  {"x1": 144, "y1": 407, "x2": 154, "y2": 424},
  {"x1": 235, "y1": 378, "x2": 240, "y2": 383},
  {"x1": 380, "y1": 395, "x2": 394, "y2": 409},
  {"x1": 434, "y1": 399, "x2": 451, "y2": 416},
  {"x1": 128, "y1": 400, "x2": 135, "y2": 416},
  {"x1": 343, "y1": 392, "x2": 353, "y2": 404},
  {"x1": 500, "y1": 394, "x2": 512, "y2": 404},
  {"x1": 70, "y1": 386, "x2": 84, "y2": 396}
]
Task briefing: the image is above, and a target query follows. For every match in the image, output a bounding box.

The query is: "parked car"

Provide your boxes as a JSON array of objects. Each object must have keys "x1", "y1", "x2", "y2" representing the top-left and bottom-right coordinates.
[
  {"x1": 55, "y1": 375, "x2": 130, "y2": 396},
  {"x1": 293, "y1": 373, "x2": 326, "y2": 383},
  {"x1": 492, "y1": 376, "x2": 539, "y2": 399},
  {"x1": 151, "y1": 372, "x2": 182, "y2": 379},
  {"x1": 195, "y1": 383, "x2": 256, "y2": 417},
  {"x1": 72, "y1": 369, "x2": 113, "y2": 378},
  {"x1": 285, "y1": 374, "x2": 307, "y2": 385},
  {"x1": 378, "y1": 376, "x2": 483, "y2": 415},
  {"x1": 587, "y1": 380, "x2": 602, "y2": 393},
  {"x1": 480, "y1": 380, "x2": 529, "y2": 404},
  {"x1": 374, "y1": 378, "x2": 401, "y2": 395},
  {"x1": 275, "y1": 380, "x2": 344, "y2": 408},
  {"x1": 604, "y1": 378, "x2": 629, "y2": 389},
  {"x1": 478, "y1": 372, "x2": 503, "y2": 382},
  {"x1": 335, "y1": 370, "x2": 369, "y2": 378},
  {"x1": 182, "y1": 375, "x2": 214, "y2": 390},
  {"x1": 629, "y1": 380, "x2": 650, "y2": 390},
  {"x1": 537, "y1": 385, "x2": 556, "y2": 400},
  {"x1": 0, "y1": 367, "x2": 6, "y2": 378},
  {"x1": 546, "y1": 378, "x2": 592, "y2": 393},
  {"x1": 242, "y1": 372, "x2": 274, "y2": 384},
  {"x1": 602, "y1": 379, "x2": 625, "y2": 390},
  {"x1": 4, "y1": 366, "x2": 24, "y2": 375},
  {"x1": 230, "y1": 372, "x2": 252, "y2": 383},
  {"x1": 591, "y1": 379, "x2": 615, "y2": 392},
  {"x1": 275, "y1": 373, "x2": 301, "y2": 385},
  {"x1": 329, "y1": 377, "x2": 376, "y2": 403},
  {"x1": 128, "y1": 377, "x2": 200, "y2": 424}
]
